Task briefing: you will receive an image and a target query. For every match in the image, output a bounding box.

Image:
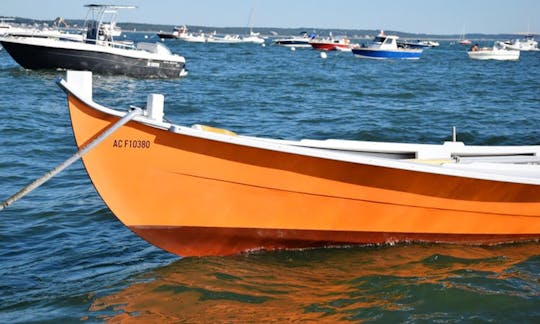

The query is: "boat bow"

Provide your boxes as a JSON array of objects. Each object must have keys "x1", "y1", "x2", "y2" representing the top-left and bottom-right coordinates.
[{"x1": 58, "y1": 71, "x2": 540, "y2": 256}]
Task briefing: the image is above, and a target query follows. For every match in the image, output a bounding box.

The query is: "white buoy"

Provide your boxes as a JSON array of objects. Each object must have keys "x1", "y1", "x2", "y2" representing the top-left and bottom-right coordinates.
[
  {"x1": 291, "y1": 47, "x2": 296, "y2": 51},
  {"x1": 320, "y1": 51, "x2": 327, "y2": 59},
  {"x1": 144, "y1": 35, "x2": 148, "y2": 39},
  {"x1": 261, "y1": 43, "x2": 266, "y2": 47}
]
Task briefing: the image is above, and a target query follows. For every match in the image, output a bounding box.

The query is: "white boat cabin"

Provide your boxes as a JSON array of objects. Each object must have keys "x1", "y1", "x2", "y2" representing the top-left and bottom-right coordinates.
[{"x1": 370, "y1": 34, "x2": 399, "y2": 50}]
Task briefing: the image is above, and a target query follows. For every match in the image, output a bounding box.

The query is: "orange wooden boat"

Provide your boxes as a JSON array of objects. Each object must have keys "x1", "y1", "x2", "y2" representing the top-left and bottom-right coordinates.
[{"x1": 58, "y1": 71, "x2": 540, "y2": 257}]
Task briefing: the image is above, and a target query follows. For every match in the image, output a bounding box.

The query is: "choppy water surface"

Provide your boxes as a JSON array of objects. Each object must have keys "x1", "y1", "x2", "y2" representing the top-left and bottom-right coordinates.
[{"x1": 1, "y1": 34, "x2": 539, "y2": 322}]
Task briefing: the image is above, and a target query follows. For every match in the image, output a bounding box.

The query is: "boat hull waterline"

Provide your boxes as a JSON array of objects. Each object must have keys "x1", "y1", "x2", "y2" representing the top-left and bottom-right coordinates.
[
  {"x1": 273, "y1": 39, "x2": 311, "y2": 48},
  {"x1": 352, "y1": 48, "x2": 423, "y2": 59},
  {"x1": 467, "y1": 49, "x2": 520, "y2": 61},
  {"x1": 1, "y1": 38, "x2": 186, "y2": 78},
  {"x1": 310, "y1": 43, "x2": 347, "y2": 51},
  {"x1": 59, "y1": 71, "x2": 540, "y2": 257}
]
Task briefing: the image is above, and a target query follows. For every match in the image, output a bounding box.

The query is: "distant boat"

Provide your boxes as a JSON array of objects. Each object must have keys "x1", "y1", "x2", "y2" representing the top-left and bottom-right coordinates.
[
  {"x1": 239, "y1": 8, "x2": 265, "y2": 44},
  {"x1": 241, "y1": 30, "x2": 265, "y2": 44},
  {"x1": 273, "y1": 32, "x2": 313, "y2": 48},
  {"x1": 57, "y1": 69, "x2": 540, "y2": 257},
  {"x1": 310, "y1": 34, "x2": 352, "y2": 51},
  {"x1": 205, "y1": 30, "x2": 264, "y2": 44},
  {"x1": 206, "y1": 32, "x2": 243, "y2": 44},
  {"x1": 0, "y1": 5, "x2": 187, "y2": 78},
  {"x1": 0, "y1": 16, "x2": 83, "y2": 42},
  {"x1": 156, "y1": 25, "x2": 187, "y2": 39},
  {"x1": 458, "y1": 24, "x2": 471, "y2": 45},
  {"x1": 501, "y1": 34, "x2": 539, "y2": 51},
  {"x1": 157, "y1": 25, "x2": 206, "y2": 42},
  {"x1": 398, "y1": 39, "x2": 439, "y2": 49},
  {"x1": 352, "y1": 31, "x2": 423, "y2": 59},
  {"x1": 181, "y1": 32, "x2": 206, "y2": 43},
  {"x1": 176, "y1": 26, "x2": 206, "y2": 43},
  {"x1": 156, "y1": 29, "x2": 178, "y2": 39},
  {"x1": 467, "y1": 42, "x2": 520, "y2": 61}
]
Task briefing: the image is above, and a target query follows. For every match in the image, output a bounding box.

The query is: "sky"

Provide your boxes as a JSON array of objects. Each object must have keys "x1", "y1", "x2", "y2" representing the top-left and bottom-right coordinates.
[{"x1": 2, "y1": 0, "x2": 539, "y2": 35}]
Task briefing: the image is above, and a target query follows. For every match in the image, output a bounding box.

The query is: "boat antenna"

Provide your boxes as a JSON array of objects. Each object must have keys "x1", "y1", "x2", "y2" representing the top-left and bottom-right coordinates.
[{"x1": 247, "y1": 8, "x2": 255, "y2": 33}]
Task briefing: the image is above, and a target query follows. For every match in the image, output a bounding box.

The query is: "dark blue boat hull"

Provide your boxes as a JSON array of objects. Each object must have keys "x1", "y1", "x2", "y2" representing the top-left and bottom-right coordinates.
[{"x1": 352, "y1": 48, "x2": 422, "y2": 59}]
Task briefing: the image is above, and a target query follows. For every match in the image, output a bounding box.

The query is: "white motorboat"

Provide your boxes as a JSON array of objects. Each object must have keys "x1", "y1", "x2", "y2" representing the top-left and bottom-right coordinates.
[
  {"x1": 468, "y1": 42, "x2": 520, "y2": 61},
  {"x1": 501, "y1": 34, "x2": 539, "y2": 51},
  {"x1": 0, "y1": 17, "x2": 83, "y2": 42},
  {"x1": 157, "y1": 25, "x2": 186, "y2": 39},
  {"x1": 206, "y1": 33, "x2": 243, "y2": 44},
  {"x1": 241, "y1": 30, "x2": 265, "y2": 44},
  {"x1": 181, "y1": 32, "x2": 206, "y2": 43},
  {"x1": 273, "y1": 32, "x2": 313, "y2": 48},
  {"x1": 157, "y1": 25, "x2": 206, "y2": 43},
  {"x1": 0, "y1": 5, "x2": 186, "y2": 78}
]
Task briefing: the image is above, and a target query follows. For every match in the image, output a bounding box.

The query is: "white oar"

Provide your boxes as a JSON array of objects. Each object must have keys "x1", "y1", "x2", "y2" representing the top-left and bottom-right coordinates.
[{"x1": 0, "y1": 107, "x2": 143, "y2": 211}]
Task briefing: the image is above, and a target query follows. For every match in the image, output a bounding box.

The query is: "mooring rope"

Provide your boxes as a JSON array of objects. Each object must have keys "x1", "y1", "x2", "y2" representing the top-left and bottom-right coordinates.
[{"x1": 0, "y1": 107, "x2": 143, "y2": 211}]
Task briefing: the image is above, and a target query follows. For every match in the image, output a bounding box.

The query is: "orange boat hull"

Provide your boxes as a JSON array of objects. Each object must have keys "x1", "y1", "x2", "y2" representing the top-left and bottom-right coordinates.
[{"x1": 65, "y1": 93, "x2": 540, "y2": 257}]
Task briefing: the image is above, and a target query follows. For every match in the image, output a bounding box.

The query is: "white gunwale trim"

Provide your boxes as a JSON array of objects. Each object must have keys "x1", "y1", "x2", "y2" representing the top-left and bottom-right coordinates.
[{"x1": 57, "y1": 74, "x2": 540, "y2": 186}]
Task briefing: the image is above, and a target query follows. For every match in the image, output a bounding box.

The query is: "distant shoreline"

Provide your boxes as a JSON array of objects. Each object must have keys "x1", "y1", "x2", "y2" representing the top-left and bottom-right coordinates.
[{"x1": 5, "y1": 16, "x2": 533, "y2": 40}]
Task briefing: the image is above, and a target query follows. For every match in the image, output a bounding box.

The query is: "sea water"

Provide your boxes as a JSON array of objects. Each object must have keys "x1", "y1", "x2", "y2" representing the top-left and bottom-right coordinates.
[{"x1": 1, "y1": 34, "x2": 539, "y2": 322}]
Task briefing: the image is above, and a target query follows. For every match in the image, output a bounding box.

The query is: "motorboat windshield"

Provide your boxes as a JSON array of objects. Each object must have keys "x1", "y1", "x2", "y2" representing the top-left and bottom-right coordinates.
[{"x1": 373, "y1": 36, "x2": 387, "y2": 44}]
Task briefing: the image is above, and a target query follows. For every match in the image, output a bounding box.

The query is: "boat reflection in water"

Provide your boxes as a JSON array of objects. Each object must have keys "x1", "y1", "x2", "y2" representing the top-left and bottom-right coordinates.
[{"x1": 90, "y1": 243, "x2": 540, "y2": 322}]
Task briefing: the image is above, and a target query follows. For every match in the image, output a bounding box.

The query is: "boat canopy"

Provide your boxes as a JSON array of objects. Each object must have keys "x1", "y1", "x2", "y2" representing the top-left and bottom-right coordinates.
[{"x1": 84, "y1": 4, "x2": 136, "y2": 44}]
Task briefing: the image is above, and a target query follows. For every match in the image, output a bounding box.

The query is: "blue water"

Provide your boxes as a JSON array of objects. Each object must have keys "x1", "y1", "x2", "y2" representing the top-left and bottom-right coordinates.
[{"x1": 1, "y1": 34, "x2": 539, "y2": 322}]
